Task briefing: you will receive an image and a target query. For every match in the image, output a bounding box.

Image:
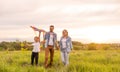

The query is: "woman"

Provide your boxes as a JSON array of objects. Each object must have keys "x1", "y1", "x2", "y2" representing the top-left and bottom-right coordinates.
[{"x1": 59, "y1": 29, "x2": 73, "y2": 66}]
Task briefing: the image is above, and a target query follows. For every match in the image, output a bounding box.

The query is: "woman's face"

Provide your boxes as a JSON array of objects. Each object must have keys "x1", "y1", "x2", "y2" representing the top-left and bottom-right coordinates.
[{"x1": 62, "y1": 30, "x2": 68, "y2": 37}]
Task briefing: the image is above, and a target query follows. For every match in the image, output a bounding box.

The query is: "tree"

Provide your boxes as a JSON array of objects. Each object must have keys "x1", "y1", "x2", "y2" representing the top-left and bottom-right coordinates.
[
  {"x1": 0, "y1": 41, "x2": 8, "y2": 50},
  {"x1": 88, "y1": 43, "x2": 97, "y2": 50}
]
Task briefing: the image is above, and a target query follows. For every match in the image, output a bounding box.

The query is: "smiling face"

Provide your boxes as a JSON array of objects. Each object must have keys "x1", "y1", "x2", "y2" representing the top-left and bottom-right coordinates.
[
  {"x1": 62, "y1": 29, "x2": 68, "y2": 37},
  {"x1": 34, "y1": 36, "x2": 39, "y2": 42}
]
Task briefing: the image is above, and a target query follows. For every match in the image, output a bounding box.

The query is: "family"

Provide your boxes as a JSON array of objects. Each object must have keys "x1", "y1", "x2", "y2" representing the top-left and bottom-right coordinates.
[{"x1": 30, "y1": 25, "x2": 73, "y2": 68}]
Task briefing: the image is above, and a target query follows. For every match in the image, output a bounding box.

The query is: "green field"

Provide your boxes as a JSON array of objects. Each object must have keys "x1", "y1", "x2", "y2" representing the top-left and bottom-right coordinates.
[{"x1": 0, "y1": 50, "x2": 120, "y2": 72}]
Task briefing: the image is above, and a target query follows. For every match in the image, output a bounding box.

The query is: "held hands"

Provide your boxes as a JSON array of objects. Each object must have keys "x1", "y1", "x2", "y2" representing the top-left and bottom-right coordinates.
[
  {"x1": 56, "y1": 45, "x2": 59, "y2": 50},
  {"x1": 41, "y1": 40, "x2": 45, "y2": 44}
]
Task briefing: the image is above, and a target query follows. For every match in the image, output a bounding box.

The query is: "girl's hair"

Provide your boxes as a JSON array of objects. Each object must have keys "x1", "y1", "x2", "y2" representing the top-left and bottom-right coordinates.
[{"x1": 62, "y1": 29, "x2": 68, "y2": 37}]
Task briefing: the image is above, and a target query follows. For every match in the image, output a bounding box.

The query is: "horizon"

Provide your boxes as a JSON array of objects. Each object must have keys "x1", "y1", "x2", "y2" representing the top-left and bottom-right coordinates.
[{"x1": 0, "y1": 0, "x2": 120, "y2": 43}]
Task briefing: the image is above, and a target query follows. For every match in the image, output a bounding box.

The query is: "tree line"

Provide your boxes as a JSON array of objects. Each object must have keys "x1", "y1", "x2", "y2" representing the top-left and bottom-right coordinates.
[{"x1": 0, "y1": 41, "x2": 120, "y2": 51}]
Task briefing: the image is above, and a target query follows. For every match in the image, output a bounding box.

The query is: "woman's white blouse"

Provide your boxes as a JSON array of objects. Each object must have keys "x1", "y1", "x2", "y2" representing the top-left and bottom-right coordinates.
[{"x1": 61, "y1": 38, "x2": 67, "y2": 48}]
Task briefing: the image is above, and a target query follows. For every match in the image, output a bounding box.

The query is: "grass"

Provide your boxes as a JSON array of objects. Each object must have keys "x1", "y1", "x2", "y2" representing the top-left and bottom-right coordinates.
[{"x1": 0, "y1": 50, "x2": 120, "y2": 72}]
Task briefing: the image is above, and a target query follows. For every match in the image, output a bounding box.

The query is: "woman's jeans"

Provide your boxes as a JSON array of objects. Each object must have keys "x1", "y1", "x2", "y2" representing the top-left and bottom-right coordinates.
[{"x1": 61, "y1": 51, "x2": 69, "y2": 65}]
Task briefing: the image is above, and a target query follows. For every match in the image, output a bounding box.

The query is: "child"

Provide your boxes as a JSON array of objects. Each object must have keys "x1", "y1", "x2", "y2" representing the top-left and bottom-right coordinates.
[
  {"x1": 31, "y1": 35, "x2": 40, "y2": 66},
  {"x1": 30, "y1": 26, "x2": 45, "y2": 66}
]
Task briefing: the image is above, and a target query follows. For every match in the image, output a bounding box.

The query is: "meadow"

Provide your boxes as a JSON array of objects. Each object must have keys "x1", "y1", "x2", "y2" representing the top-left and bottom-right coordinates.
[{"x1": 0, "y1": 50, "x2": 120, "y2": 72}]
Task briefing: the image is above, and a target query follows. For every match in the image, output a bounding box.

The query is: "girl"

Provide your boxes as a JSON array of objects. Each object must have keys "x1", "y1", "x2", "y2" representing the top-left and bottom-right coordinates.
[{"x1": 59, "y1": 29, "x2": 73, "y2": 66}]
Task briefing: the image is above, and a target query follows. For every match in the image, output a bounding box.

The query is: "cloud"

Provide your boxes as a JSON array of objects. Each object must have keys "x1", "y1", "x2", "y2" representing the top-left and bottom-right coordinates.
[{"x1": 0, "y1": 0, "x2": 120, "y2": 43}]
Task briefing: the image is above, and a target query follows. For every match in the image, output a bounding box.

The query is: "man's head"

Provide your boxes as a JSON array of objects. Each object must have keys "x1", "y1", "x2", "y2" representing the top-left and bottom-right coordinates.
[{"x1": 49, "y1": 25, "x2": 54, "y2": 32}]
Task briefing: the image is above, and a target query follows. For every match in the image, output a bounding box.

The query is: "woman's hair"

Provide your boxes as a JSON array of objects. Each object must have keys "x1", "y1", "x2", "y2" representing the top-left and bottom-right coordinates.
[{"x1": 62, "y1": 29, "x2": 68, "y2": 37}]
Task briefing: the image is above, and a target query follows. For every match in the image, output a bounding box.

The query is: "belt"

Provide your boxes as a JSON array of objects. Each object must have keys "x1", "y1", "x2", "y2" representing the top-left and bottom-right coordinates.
[{"x1": 48, "y1": 45, "x2": 54, "y2": 47}]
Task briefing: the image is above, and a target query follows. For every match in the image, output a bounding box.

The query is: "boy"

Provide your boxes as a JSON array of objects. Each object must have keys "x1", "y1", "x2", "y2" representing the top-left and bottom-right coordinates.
[
  {"x1": 31, "y1": 33, "x2": 40, "y2": 66},
  {"x1": 30, "y1": 26, "x2": 45, "y2": 66}
]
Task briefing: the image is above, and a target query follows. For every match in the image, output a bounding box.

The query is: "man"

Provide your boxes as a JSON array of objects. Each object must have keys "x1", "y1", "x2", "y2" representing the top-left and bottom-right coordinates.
[{"x1": 43, "y1": 25, "x2": 58, "y2": 68}]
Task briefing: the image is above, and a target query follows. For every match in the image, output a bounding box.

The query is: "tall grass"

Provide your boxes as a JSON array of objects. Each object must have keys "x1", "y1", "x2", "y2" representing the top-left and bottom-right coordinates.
[{"x1": 0, "y1": 50, "x2": 120, "y2": 72}]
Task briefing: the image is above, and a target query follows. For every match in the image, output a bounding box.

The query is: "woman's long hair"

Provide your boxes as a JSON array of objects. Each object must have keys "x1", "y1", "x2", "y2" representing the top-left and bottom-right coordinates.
[{"x1": 62, "y1": 29, "x2": 68, "y2": 37}]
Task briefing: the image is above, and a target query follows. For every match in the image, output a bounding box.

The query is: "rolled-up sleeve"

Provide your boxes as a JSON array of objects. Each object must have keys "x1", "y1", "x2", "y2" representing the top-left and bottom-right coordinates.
[
  {"x1": 55, "y1": 33, "x2": 57, "y2": 41},
  {"x1": 44, "y1": 32, "x2": 48, "y2": 40},
  {"x1": 70, "y1": 38, "x2": 73, "y2": 49}
]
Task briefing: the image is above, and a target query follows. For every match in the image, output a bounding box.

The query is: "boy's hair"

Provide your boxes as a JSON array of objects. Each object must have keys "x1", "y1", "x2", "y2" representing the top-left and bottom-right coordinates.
[{"x1": 34, "y1": 36, "x2": 39, "y2": 39}]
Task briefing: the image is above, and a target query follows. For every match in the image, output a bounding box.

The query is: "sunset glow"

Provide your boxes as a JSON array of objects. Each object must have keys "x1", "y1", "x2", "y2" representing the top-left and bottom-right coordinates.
[{"x1": 0, "y1": 0, "x2": 120, "y2": 43}]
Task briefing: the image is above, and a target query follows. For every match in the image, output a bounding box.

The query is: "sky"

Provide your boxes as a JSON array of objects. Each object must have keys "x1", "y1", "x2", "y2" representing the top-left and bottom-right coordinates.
[{"x1": 0, "y1": 0, "x2": 120, "y2": 43}]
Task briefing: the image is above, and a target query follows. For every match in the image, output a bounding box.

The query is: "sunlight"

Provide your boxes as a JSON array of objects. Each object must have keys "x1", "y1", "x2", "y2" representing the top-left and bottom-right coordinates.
[
  {"x1": 34, "y1": 6, "x2": 59, "y2": 14},
  {"x1": 61, "y1": 4, "x2": 119, "y2": 14},
  {"x1": 68, "y1": 25, "x2": 120, "y2": 43}
]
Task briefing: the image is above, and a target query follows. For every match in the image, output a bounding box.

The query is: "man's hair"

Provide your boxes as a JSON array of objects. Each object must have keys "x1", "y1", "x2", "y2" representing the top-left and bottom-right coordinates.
[{"x1": 50, "y1": 25, "x2": 54, "y2": 28}]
